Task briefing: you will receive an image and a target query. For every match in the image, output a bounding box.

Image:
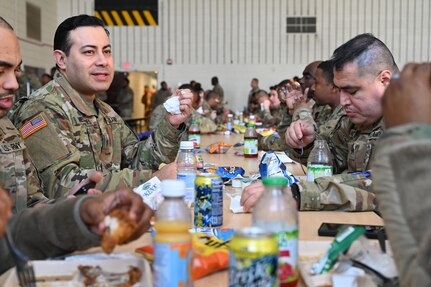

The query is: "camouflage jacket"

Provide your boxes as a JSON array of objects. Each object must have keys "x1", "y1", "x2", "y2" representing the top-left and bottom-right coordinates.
[
  {"x1": 259, "y1": 104, "x2": 291, "y2": 151},
  {"x1": 291, "y1": 116, "x2": 384, "y2": 211},
  {"x1": 9, "y1": 72, "x2": 185, "y2": 199},
  {"x1": 0, "y1": 116, "x2": 48, "y2": 213},
  {"x1": 372, "y1": 124, "x2": 431, "y2": 286},
  {"x1": 149, "y1": 104, "x2": 166, "y2": 131},
  {"x1": 189, "y1": 110, "x2": 217, "y2": 134}
]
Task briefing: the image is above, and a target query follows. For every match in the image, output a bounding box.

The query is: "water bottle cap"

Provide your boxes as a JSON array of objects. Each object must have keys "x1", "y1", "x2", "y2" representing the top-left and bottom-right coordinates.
[
  {"x1": 262, "y1": 177, "x2": 289, "y2": 186},
  {"x1": 161, "y1": 180, "x2": 186, "y2": 197},
  {"x1": 180, "y1": 141, "x2": 194, "y2": 149}
]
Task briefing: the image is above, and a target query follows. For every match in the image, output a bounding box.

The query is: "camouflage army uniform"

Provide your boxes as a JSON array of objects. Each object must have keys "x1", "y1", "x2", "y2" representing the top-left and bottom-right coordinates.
[
  {"x1": 149, "y1": 104, "x2": 166, "y2": 131},
  {"x1": 291, "y1": 117, "x2": 384, "y2": 211},
  {"x1": 0, "y1": 117, "x2": 48, "y2": 213},
  {"x1": 189, "y1": 110, "x2": 217, "y2": 134},
  {"x1": 259, "y1": 104, "x2": 291, "y2": 151},
  {"x1": 372, "y1": 124, "x2": 431, "y2": 286},
  {"x1": 9, "y1": 72, "x2": 185, "y2": 199}
]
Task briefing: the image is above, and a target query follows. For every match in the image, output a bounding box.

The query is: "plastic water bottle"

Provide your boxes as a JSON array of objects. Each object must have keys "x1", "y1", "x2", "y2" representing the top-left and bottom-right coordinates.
[
  {"x1": 244, "y1": 115, "x2": 258, "y2": 158},
  {"x1": 177, "y1": 141, "x2": 197, "y2": 202},
  {"x1": 154, "y1": 180, "x2": 192, "y2": 287},
  {"x1": 306, "y1": 139, "x2": 333, "y2": 182},
  {"x1": 253, "y1": 177, "x2": 299, "y2": 287}
]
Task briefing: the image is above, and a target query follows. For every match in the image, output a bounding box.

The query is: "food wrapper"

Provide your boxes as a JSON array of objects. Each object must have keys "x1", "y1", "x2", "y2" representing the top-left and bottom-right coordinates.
[
  {"x1": 133, "y1": 176, "x2": 163, "y2": 210},
  {"x1": 215, "y1": 166, "x2": 245, "y2": 181},
  {"x1": 256, "y1": 128, "x2": 277, "y2": 137},
  {"x1": 135, "y1": 228, "x2": 234, "y2": 280},
  {"x1": 205, "y1": 142, "x2": 233, "y2": 154},
  {"x1": 259, "y1": 151, "x2": 298, "y2": 185}
]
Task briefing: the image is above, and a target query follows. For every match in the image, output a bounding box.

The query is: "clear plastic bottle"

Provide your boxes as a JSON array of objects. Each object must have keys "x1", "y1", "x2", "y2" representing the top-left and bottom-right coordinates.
[
  {"x1": 226, "y1": 114, "x2": 233, "y2": 131},
  {"x1": 253, "y1": 177, "x2": 299, "y2": 287},
  {"x1": 306, "y1": 139, "x2": 333, "y2": 182},
  {"x1": 154, "y1": 180, "x2": 192, "y2": 287},
  {"x1": 244, "y1": 115, "x2": 258, "y2": 158},
  {"x1": 188, "y1": 120, "x2": 201, "y2": 148},
  {"x1": 177, "y1": 141, "x2": 197, "y2": 202}
]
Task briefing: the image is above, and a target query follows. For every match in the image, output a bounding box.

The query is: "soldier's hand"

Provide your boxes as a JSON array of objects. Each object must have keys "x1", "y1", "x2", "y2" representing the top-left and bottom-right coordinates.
[
  {"x1": 153, "y1": 162, "x2": 177, "y2": 180},
  {"x1": 383, "y1": 63, "x2": 431, "y2": 128},
  {"x1": 68, "y1": 171, "x2": 103, "y2": 198},
  {"x1": 167, "y1": 89, "x2": 193, "y2": 128},
  {"x1": 79, "y1": 189, "x2": 153, "y2": 240},
  {"x1": 0, "y1": 188, "x2": 12, "y2": 236},
  {"x1": 240, "y1": 181, "x2": 264, "y2": 212},
  {"x1": 285, "y1": 120, "x2": 316, "y2": 148}
]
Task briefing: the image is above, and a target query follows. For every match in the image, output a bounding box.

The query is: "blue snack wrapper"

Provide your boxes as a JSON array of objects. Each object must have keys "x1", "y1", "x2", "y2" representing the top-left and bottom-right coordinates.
[
  {"x1": 216, "y1": 166, "x2": 245, "y2": 181},
  {"x1": 259, "y1": 151, "x2": 298, "y2": 185}
]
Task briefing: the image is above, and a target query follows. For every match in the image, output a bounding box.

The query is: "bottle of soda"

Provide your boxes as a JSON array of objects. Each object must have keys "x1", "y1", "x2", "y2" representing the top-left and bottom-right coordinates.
[
  {"x1": 188, "y1": 119, "x2": 201, "y2": 148},
  {"x1": 154, "y1": 180, "x2": 192, "y2": 287},
  {"x1": 253, "y1": 177, "x2": 299, "y2": 287},
  {"x1": 177, "y1": 141, "x2": 197, "y2": 202},
  {"x1": 306, "y1": 139, "x2": 333, "y2": 182},
  {"x1": 244, "y1": 115, "x2": 258, "y2": 158}
]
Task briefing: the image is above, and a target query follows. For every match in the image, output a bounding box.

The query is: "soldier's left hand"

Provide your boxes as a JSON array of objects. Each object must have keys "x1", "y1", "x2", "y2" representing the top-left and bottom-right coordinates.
[
  {"x1": 383, "y1": 63, "x2": 431, "y2": 128},
  {"x1": 167, "y1": 89, "x2": 193, "y2": 127},
  {"x1": 240, "y1": 181, "x2": 265, "y2": 212}
]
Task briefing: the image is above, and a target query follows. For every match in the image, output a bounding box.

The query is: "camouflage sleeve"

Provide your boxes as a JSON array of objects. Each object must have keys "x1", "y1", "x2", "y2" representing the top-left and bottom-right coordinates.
[
  {"x1": 197, "y1": 115, "x2": 217, "y2": 134},
  {"x1": 11, "y1": 101, "x2": 154, "y2": 198},
  {"x1": 132, "y1": 116, "x2": 184, "y2": 170},
  {"x1": 24, "y1": 149, "x2": 50, "y2": 207},
  {"x1": 149, "y1": 105, "x2": 166, "y2": 131},
  {"x1": 259, "y1": 135, "x2": 288, "y2": 151},
  {"x1": 1, "y1": 196, "x2": 100, "y2": 273},
  {"x1": 295, "y1": 172, "x2": 377, "y2": 211},
  {"x1": 372, "y1": 124, "x2": 431, "y2": 285}
]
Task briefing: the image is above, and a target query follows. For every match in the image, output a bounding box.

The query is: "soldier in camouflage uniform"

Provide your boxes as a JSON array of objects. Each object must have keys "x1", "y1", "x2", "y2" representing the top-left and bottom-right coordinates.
[
  {"x1": 9, "y1": 15, "x2": 192, "y2": 199},
  {"x1": 0, "y1": 18, "x2": 49, "y2": 213},
  {"x1": 0, "y1": 18, "x2": 153, "y2": 273},
  {"x1": 242, "y1": 34, "x2": 398, "y2": 212},
  {"x1": 372, "y1": 63, "x2": 431, "y2": 286}
]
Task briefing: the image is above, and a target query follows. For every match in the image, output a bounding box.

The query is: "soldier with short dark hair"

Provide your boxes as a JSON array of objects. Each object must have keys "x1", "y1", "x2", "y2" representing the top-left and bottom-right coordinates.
[{"x1": 10, "y1": 15, "x2": 192, "y2": 199}]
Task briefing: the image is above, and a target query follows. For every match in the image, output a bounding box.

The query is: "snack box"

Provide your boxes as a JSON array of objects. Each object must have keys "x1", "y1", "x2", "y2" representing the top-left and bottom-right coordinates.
[{"x1": 0, "y1": 253, "x2": 152, "y2": 287}]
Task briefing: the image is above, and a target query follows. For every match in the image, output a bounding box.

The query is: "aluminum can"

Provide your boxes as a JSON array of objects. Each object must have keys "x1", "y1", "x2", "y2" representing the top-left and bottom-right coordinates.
[
  {"x1": 194, "y1": 173, "x2": 223, "y2": 227},
  {"x1": 229, "y1": 227, "x2": 278, "y2": 286}
]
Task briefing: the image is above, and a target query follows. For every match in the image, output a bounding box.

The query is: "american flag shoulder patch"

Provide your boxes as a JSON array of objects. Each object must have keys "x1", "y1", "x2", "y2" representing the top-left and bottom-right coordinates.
[{"x1": 19, "y1": 113, "x2": 48, "y2": 139}]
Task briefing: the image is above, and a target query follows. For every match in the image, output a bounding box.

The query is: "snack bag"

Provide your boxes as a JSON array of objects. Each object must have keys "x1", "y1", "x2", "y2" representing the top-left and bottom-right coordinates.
[
  {"x1": 205, "y1": 142, "x2": 233, "y2": 154},
  {"x1": 259, "y1": 151, "x2": 298, "y2": 185},
  {"x1": 215, "y1": 166, "x2": 245, "y2": 181}
]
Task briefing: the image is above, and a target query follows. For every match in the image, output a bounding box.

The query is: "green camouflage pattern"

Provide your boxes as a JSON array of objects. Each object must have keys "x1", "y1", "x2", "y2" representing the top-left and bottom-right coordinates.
[
  {"x1": 372, "y1": 124, "x2": 431, "y2": 285},
  {"x1": 151, "y1": 89, "x2": 171, "y2": 109},
  {"x1": 212, "y1": 83, "x2": 224, "y2": 101},
  {"x1": 0, "y1": 116, "x2": 48, "y2": 213},
  {"x1": 190, "y1": 110, "x2": 217, "y2": 134},
  {"x1": 9, "y1": 72, "x2": 184, "y2": 199},
  {"x1": 149, "y1": 104, "x2": 166, "y2": 131},
  {"x1": 259, "y1": 104, "x2": 291, "y2": 151},
  {"x1": 297, "y1": 172, "x2": 376, "y2": 211}
]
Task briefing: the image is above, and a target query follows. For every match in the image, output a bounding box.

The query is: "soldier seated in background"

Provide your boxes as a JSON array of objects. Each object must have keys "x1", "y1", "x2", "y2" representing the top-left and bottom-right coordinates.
[
  {"x1": 9, "y1": 15, "x2": 193, "y2": 199},
  {"x1": 242, "y1": 33, "x2": 399, "y2": 212}
]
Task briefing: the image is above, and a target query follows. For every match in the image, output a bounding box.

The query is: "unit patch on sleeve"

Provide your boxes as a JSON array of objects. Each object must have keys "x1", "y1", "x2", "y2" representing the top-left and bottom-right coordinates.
[{"x1": 19, "y1": 113, "x2": 48, "y2": 139}]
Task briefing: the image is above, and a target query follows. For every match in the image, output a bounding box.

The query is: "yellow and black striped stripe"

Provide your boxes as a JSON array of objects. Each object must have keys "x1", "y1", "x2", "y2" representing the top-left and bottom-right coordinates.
[{"x1": 95, "y1": 9, "x2": 157, "y2": 26}]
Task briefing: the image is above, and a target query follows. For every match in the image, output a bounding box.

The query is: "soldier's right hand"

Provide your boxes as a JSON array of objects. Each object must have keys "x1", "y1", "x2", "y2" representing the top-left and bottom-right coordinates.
[
  {"x1": 0, "y1": 188, "x2": 12, "y2": 236},
  {"x1": 68, "y1": 172, "x2": 103, "y2": 197},
  {"x1": 285, "y1": 119, "x2": 316, "y2": 148},
  {"x1": 240, "y1": 181, "x2": 265, "y2": 212},
  {"x1": 153, "y1": 162, "x2": 177, "y2": 180}
]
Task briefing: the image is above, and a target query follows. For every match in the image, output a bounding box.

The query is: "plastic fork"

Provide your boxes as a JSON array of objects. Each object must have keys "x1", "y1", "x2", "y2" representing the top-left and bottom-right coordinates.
[{"x1": 4, "y1": 230, "x2": 36, "y2": 287}]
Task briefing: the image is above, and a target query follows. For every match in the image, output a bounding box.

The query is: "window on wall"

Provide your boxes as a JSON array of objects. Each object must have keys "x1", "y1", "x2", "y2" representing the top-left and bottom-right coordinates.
[
  {"x1": 286, "y1": 17, "x2": 316, "y2": 33},
  {"x1": 26, "y1": 2, "x2": 41, "y2": 41}
]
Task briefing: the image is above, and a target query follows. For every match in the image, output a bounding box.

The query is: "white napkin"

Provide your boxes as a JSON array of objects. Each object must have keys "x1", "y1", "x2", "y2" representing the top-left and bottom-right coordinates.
[
  {"x1": 332, "y1": 266, "x2": 366, "y2": 287},
  {"x1": 163, "y1": 96, "x2": 181, "y2": 114},
  {"x1": 229, "y1": 194, "x2": 245, "y2": 213},
  {"x1": 133, "y1": 176, "x2": 163, "y2": 210}
]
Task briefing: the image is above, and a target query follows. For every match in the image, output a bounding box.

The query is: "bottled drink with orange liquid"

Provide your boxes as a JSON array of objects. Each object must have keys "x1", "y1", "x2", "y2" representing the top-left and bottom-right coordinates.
[
  {"x1": 244, "y1": 115, "x2": 258, "y2": 158},
  {"x1": 154, "y1": 180, "x2": 192, "y2": 287}
]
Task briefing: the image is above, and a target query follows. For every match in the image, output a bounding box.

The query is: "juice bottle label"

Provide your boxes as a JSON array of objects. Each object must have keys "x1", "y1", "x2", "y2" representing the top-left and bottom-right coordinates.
[
  {"x1": 154, "y1": 240, "x2": 192, "y2": 287},
  {"x1": 276, "y1": 229, "x2": 299, "y2": 286},
  {"x1": 177, "y1": 173, "x2": 197, "y2": 202},
  {"x1": 306, "y1": 164, "x2": 333, "y2": 182},
  {"x1": 244, "y1": 138, "x2": 258, "y2": 155},
  {"x1": 189, "y1": 134, "x2": 201, "y2": 147}
]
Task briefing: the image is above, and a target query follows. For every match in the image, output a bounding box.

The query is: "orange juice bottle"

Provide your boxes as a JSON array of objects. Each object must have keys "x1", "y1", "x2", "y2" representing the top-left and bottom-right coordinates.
[{"x1": 154, "y1": 180, "x2": 192, "y2": 287}]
